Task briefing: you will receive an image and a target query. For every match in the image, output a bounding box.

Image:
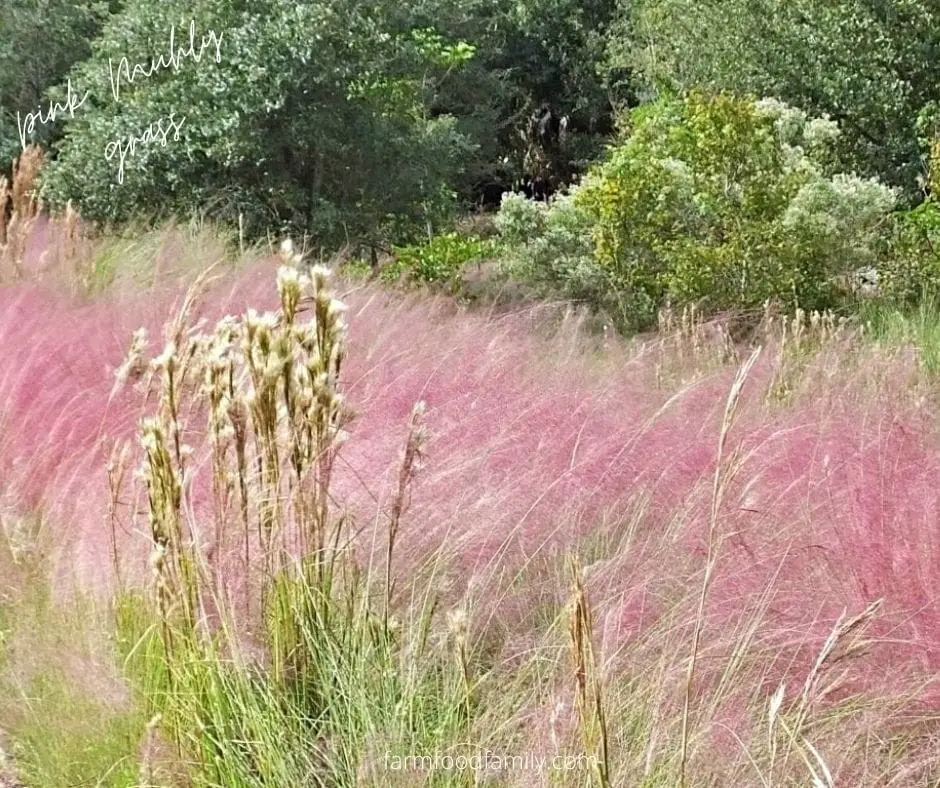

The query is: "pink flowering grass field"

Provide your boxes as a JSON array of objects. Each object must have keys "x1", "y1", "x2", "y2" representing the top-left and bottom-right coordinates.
[{"x1": 2, "y1": 220, "x2": 940, "y2": 786}]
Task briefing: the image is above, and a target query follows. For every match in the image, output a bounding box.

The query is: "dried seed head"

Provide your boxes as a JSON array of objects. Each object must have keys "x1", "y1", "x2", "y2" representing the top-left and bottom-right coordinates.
[
  {"x1": 112, "y1": 327, "x2": 150, "y2": 396},
  {"x1": 151, "y1": 342, "x2": 177, "y2": 370},
  {"x1": 447, "y1": 607, "x2": 469, "y2": 644},
  {"x1": 309, "y1": 264, "x2": 332, "y2": 293},
  {"x1": 277, "y1": 265, "x2": 303, "y2": 321},
  {"x1": 140, "y1": 418, "x2": 163, "y2": 452}
]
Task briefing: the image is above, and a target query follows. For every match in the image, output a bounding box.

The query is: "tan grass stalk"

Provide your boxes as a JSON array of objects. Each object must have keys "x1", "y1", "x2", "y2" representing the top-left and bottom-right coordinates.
[
  {"x1": 385, "y1": 401, "x2": 427, "y2": 628},
  {"x1": 62, "y1": 200, "x2": 88, "y2": 293},
  {"x1": 447, "y1": 606, "x2": 473, "y2": 723},
  {"x1": 0, "y1": 175, "x2": 9, "y2": 247},
  {"x1": 0, "y1": 146, "x2": 43, "y2": 280},
  {"x1": 679, "y1": 346, "x2": 762, "y2": 787},
  {"x1": 568, "y1": 555, "x2": 610, "y2": 787},
  {"x1": 10, "y1": 146, "x2": 42, "y2": 220},
  {"x1": 137, "y1": 713, "x2": 163, "y2": 787},
  {"x1": 766, "y1": 598, "x2": 884, "y2": 784},
  {"x1": 106, "y1": 440, "x2": 131, "y2": 592}
]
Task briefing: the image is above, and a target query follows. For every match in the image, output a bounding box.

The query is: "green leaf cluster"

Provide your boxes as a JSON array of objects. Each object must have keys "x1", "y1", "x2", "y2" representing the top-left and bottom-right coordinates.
[{"x1": 382, "y1": 231, "x2": 495, "y2": 291}]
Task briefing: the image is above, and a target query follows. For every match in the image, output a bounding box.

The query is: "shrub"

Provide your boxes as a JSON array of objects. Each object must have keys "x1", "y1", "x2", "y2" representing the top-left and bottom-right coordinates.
[
  {"x1": 624, "y1": 0, "x2": 940, "y2": 194},
  {"x1": 499, "y1": 92, "x2": 898, "y2": 332},
  {"x1": 496, "y1": 189, "x2": 607, "y2": 309},
  {"x1": 880, "y1": 200, "x2": 940, "y2": 304},
  {"x1": 381, "y1": 231, "x2": 495, "y2": 291}
]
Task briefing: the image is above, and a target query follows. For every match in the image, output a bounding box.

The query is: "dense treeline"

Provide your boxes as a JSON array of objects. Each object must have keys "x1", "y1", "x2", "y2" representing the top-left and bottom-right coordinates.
[
  {"x1": 0, "y1": 0, "x2": 624, "y2": 249},
  {"x1": 625, "y1": 0, "x2": 940, "y2": 196},
  {"x1": 4, "y1": 0, "x2": 940, "y2": 327}
]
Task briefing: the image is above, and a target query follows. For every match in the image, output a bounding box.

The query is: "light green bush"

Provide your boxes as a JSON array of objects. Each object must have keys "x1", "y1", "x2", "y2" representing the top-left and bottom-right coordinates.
[
  {"x1": 382, "y1": 231, "x2": 496, "y2": 290},
  {"x1": 496, "y1": 189, "x2": 608, "y2": 310},
  {"x1": 498, "y1": 91, "x2": 899, "y2": 332}
]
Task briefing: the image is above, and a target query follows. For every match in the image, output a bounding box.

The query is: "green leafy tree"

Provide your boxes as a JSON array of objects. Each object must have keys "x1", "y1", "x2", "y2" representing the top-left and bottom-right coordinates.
[
  {"x1": 38, "y1": 0, "x2": 475, "y2": 250},
  {"x1": 0, "y1": 0, "x2": 118, "y2": 171},
  {"x1": 621, "y1": 0, "x2": 940, "y2": 195},
  {"x1": 398, "y1": 0, "x2": 627, "y2": 200}
]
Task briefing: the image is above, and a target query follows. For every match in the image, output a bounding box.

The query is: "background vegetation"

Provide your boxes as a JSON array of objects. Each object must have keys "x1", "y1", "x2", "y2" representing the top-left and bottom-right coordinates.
[{"x1": 5, "y1": 1, "x2": 940, "y2": 784}]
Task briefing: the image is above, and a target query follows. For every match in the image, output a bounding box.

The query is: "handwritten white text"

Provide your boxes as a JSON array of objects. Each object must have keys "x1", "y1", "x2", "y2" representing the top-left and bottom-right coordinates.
[
  {"x1": 108, "y1": 20, "x2": 224, "y2": 102},
  {"x1": 105, "y1": 111, "x2": 187, "y2": 184}
]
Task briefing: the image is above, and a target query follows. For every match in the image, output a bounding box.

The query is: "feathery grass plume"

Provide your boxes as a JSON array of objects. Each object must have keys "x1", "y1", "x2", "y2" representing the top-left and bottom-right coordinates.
[
  {"x1": 201, "y1": 315, "x2": 239, "y2": 583},
  {"x1": 764, "y1": 306, "x2": 856, "y2": 403},
  {"x1": 228, "y1": 393, "x2": 251, "y2": 608},
  {"x1": 138, "y1": 269, "x2": 224, "y2": 652},
  {"x1": 11, "y1": 223, "x2": 940, "y2": 783},
  {"x1": 385, "y1": 400, "x2": 427, "y2": 627},
  {"x1": 136, "y1": 713, "x2": 163, "y2": 787},
  {"x1": 140, "y1": 417, "x2": 193, "y2": 643},
  {"x1": 34, "y1": 198, "x2": 92, "y2": 292},
  {"x1": 268, "y1": 253, "x2": 353, "y2": 681},
  {"x1": 568, "y1": 554, "x2": 610, "y2": 787},
  {"x1": 60, "y1": 200, "x2": 89, "y2": 295},
  {"x1": 679, "y1": 346, "x2": 762, "y2": 788},
  {"x1": 130, "y1": 241, "x2": 356, "y2": 679},
  {"x1": 761, "y1": 601, "x2": 881, "y2": 788},
  {"x1": 110, "y1": 327, "x2": 150, "y2": 401},
  {"x1": 447, "y1": 605, "x2": 473, "y2": 724},
  {"x1": 655, "y1": 302, "x2": 740, "y2": 390},
  {"x1": 10, "y1": 146, "x2": 42, "y2": 221},
  {"x1": 786, "y1": 601, "x2": 883, "y2": 769},
  {"x1": 242, "y1": 306, "x2": 282, "y2": 558},
  {"x1": 0, "y1": 145, "x2": 42, "y2": 280}
]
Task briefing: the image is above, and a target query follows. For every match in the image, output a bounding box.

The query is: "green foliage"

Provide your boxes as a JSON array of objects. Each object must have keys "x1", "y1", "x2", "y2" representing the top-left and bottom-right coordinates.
[
  {"x1": 624, "y1": 0, "x2": 940, "y2": 194},
  {"x1": 12, "y1": 0, "x2": 635, "y2": 245},
  {"x1": 0, "y1": 0, "x2": 116, "y2": 170},
  {"x1": 0, "y1": 580, "x2": 148, "y2": 788},
  {"x1": 382, "y1": 231, "x2": 495, "y2": 289},
  {"x1": 499, "y1": 92, "x2": 898, "y2": 331},
  {"x1": 38, "y1": 0, "x2": 475, "y2": 250},
  {"x1": 858, "y1": 294, "x2": 940, "y2": 379},
  {"x1": 880, "y1": 200, "x2": 940, "y2": 304},
  {"x1": 402, "y1": 0, "x2": 625, "y2": 199},
  {"x1": 496, "y1": 189, "x2": 605, "y2": 306}
]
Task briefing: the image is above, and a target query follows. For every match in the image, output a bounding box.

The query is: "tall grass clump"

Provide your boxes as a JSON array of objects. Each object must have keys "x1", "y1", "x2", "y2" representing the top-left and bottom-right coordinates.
[
  {"x1": 0, "y1": 145, "x2": 43, "y2": 281},
  {"x1": 120, "y1": 241, "x2": 496, "y2": 784},
  {"x1": 857, "y1": 295, "x2": 940, "y2": 380},
  {"x1": 0, "y1": 508, "x2": 155, "y2": 788}
]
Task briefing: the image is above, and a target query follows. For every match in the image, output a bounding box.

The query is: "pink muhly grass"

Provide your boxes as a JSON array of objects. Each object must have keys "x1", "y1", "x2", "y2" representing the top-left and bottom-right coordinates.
[{"x1": 3, "y1": 243, "x2": 940, "y2": 754}]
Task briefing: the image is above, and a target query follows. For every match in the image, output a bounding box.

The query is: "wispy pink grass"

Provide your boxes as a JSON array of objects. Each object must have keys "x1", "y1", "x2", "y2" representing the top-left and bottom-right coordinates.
[{"x1": 3, "y1": 242, "x2": 940, "y2": 729}]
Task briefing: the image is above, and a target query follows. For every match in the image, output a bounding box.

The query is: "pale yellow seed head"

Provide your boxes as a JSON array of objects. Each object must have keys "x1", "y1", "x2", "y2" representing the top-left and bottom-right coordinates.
[
  {"x1": 447, "y1": 607, "x2": 469, "y2": 643},
  {"x1": 152, "y1": 342, "x2": 177, "y2": 370}
]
